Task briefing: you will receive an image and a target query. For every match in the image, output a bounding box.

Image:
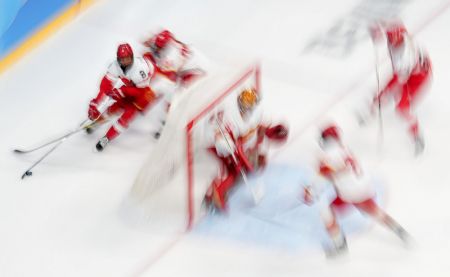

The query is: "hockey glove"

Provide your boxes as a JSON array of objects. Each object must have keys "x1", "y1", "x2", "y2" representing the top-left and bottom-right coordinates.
[
  {"x1": 88, "y1": 100, "x2": 101, "y2": 120},
  {"x1": 265, "y1": 124, "x2": 289, "y2": 143}
]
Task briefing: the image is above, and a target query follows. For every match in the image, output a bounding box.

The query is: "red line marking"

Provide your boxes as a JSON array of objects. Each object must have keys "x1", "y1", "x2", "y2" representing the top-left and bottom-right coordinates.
[
  {"x1": 186, "y1": 123, "x2": 194, "y2": 230},
  {"x1": 128, "y1": 234, "x2": 184, "y2": 277}
]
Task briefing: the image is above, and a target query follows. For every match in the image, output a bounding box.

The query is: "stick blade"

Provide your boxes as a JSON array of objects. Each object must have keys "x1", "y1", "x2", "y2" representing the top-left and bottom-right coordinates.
[
  {"x1": 252, "y1": 182, "x2": 265, "y2": 205},
  {"x1": 21, "y1": 171, "x2": 32, "y2": 179}
]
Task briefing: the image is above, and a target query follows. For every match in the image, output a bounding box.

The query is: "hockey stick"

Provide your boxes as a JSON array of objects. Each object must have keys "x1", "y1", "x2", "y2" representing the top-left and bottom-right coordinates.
[
  {"x1": 20, "y1": 136, "x2": 66, "y2": 179},
  {"x1": 214, "y1": 116, "x2": 263, "y2": 204},
  {"x1": 14, "y1": 119, "x2": 89, "y2": 154},
  {"x1": 18, "y1": 119, "x2": 107, "y2": 179},
  {"x1": 374, "y1": 44, "x2": 384, "y2": 149},
  {"x1": 369, "y1": 22, "x2": 384, "y2": 151},
  {"x1": 14, "y1": 98, "x2": 115, "y2": 154},
  {"x1": 18, "y1": 98, "x2": 115, "y2": 179}
]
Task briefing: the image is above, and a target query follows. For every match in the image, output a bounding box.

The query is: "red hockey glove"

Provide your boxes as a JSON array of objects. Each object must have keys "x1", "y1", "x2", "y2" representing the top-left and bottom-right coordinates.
[
  {"x1": 375, "y1": 74, "x2": 399, "y2": 103},
  {"x1": 88, "y1": 100, "x2": 101, "y2": 120},
  {"x1": 265, "y1": 124, "x2": 289, "y2": 143}
]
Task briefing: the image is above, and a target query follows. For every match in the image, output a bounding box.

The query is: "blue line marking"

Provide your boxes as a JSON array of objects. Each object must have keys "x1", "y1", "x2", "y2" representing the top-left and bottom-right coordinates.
[{"x1": 0, "y1": 0, "x2": 74, "y2": 59}]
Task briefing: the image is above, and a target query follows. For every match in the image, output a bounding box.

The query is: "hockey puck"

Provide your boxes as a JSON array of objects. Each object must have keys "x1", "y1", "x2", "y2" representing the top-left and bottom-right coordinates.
[{"x1": 21, "y1": 171, "x2": 33, "y2": 179}]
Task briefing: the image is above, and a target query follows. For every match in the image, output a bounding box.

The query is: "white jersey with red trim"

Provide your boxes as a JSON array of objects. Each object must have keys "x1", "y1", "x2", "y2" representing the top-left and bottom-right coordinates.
[
  {"x1": 105, "y1": 57, "x2": 154, "y2": 90},
  {"x1": 389, "y1": 36, "x2": 428, "y2": 83},
  {"x1": 154, "y1": 39, "x2": 189, "y2": 73},
  {"x1": 317, "y1": 141, "x2": 374, "y2": 203},
  {"x1": 146, "y1": 40, "x2": 207, "y2": 104},
  {"x1": 213, "y1": 103, "x2": 266, "y2": 157}
]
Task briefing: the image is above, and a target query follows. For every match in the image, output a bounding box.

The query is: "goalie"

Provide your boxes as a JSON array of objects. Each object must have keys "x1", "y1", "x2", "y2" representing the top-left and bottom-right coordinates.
[{"x1": 206, "y1": 88, "x2": 288, "y2": 211}]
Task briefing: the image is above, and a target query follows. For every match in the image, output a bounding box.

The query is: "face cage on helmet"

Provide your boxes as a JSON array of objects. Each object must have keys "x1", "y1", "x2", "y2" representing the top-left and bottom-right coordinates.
[
  {"x1": 238, "y1": 95, "x2": 259, "y2": 115},
  {"x1": 118, "y1": 56, "x2": 133, "y2": 68}
]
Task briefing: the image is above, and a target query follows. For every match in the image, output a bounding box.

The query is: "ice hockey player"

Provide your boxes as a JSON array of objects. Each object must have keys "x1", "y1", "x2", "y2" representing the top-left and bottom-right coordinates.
[
  {"x1": 206, "y1": 88, "x2": 288, "y2": 211},
  {"x1": 142, "y1": 29, "x2": 206, "y2": 138},
  {"x1": 87, "y1": 43, "x2": 157, "y2": 151},
  {"x1": 364, "y1": 21, "x2": 432, "y2": 155},
  {"x1": 303, "y1": 124, "x2": 410, "y2": 257}
]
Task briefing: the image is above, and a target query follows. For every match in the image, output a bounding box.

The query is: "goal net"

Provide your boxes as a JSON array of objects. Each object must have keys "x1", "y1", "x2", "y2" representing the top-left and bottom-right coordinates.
[{"x1": 128, "y1": 63, "x2": 260, "y2": 233}]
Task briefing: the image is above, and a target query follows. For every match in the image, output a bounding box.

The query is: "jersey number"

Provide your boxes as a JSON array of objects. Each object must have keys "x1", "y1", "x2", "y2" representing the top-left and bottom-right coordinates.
[{"x1": 140, "y1": 70, "x2": 147, "y2": 79}]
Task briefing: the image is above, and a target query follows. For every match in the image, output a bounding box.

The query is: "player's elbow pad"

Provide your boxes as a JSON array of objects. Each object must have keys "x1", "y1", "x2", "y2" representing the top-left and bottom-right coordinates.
[{"x1": 100, "y1": 76, "x2": 113, "y2": 93}]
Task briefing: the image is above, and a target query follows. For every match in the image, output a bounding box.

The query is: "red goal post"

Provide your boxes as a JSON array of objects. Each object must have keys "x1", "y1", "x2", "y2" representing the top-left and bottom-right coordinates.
[
  {"x1": 130, "y1": 63, "x2": 260, "y2": 232},
  {"x1": 186, "y1": 64, "x2": 260, "y2": 229}
]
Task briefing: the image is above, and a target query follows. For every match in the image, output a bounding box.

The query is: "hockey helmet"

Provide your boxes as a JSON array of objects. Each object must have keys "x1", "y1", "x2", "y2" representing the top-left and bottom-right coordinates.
[
  {"x1": 154, "y1": 30, "x2": 174, "y2": 49},
  {"x1": 386, "y1": 22, "x2": 407, "y2": 48},
  {"x1": 320, "y1": 124, "x2": 341, "y2": 145},
  {"x1": 117, "y1": 43, "x2": 134, "y2": 67},
  {"x1": 238, "y1": 88, "x2": 258, "y2": 114}
]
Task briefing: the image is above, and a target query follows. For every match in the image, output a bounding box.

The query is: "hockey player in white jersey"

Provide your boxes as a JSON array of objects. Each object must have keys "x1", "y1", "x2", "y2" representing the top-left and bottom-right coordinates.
[
  {"x1": 303, "y1": 124, "x2": 410, "y2": 257},
  {"x1": 363, "y1": 21, "x2": 432, "y2": 155},
  {"x1": 143, "y1": 29, "x2": 207, "y2": 138},
  {"x1": 207, "y1": 88, "x2": 288, "y2": 211},
  {"x1": 87, "y1": 43, "x2": 158, "y2": 151}
]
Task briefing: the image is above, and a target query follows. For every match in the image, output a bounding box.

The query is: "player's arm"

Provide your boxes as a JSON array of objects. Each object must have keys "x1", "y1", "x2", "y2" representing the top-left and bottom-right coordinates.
[
  {"x1": 88, "y1": 64, "x2": 120, "y2": 120},
  {"x1": 213, "y1": 119, "x2": 253, "y2": 172}
]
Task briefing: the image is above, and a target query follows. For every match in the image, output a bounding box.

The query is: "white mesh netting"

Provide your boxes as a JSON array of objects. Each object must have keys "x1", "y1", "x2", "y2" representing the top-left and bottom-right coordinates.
[{"x1": 128, "y1": 63, "x2": 260, "y2": 232}]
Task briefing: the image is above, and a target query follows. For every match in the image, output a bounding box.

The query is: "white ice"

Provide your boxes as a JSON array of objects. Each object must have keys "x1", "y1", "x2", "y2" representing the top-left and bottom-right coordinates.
[{"x1": 1, "y1": 0, "x2": 450, "y2": 276}]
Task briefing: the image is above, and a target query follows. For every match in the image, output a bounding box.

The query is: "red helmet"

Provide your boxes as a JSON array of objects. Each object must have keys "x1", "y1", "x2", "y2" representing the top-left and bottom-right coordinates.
[
  {"x1": 320, "y1": 124, "x2": 341, "y2": 143},
  {"x1": 117, "y1": 43, "x2": 133, "y2": 59},
  {"x1": 154, "y1": 30, "x2": 173, "y2": 49},
  {"x1": 386, "y1": 23, "x2": 407, "y2": 48}
]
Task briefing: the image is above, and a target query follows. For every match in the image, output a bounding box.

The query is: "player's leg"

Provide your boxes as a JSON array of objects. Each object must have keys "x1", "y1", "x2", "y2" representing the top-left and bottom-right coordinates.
[
  {"x1": 208, "y1": 159, "x2": 238, "y2": 211},
  {"x1": 96, "y1": 103, "x2": 138, "y2": 151},
  {"x1": 320, "y1": 202, "x2": 348, "y2": 256},
  {"x1": 354, "y1": 198, "x2": 410, "y2": 243},
  {"x1": 396, "y1": 71, "x2": 431, "y2": 154},
  {"x1": 86, "y1": 101, "x2": 122, "y2": 134}
]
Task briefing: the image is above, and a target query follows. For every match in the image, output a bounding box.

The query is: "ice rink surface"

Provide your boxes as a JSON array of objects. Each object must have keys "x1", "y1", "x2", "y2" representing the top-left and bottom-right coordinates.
[{"x1": 1, "y1": 0, "x2": 450, "y2": 276}]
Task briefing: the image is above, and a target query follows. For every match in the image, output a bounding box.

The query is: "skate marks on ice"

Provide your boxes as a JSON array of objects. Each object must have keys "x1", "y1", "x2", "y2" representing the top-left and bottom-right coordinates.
[{"x1": 192, "y1": 164, "x2": 386, "y2": 254}]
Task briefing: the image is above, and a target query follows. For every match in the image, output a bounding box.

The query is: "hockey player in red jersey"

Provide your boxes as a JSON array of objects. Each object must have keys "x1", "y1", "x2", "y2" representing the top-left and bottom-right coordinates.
[
  {"x1": 303, "y1": 124, "x2": 410, "y2": 257},
  {"x1": 365, "y1": 21, "x2": 432, "y2": 155},
  {"x1": 206, "y1": 88, "x2": 288, "y2": 211},
  {"x1": 87, "y1": 43, "x2": 158, "y2": 151},
  {"x1": 143, "y1": 29, "x2": 207, "y2": 138}
]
